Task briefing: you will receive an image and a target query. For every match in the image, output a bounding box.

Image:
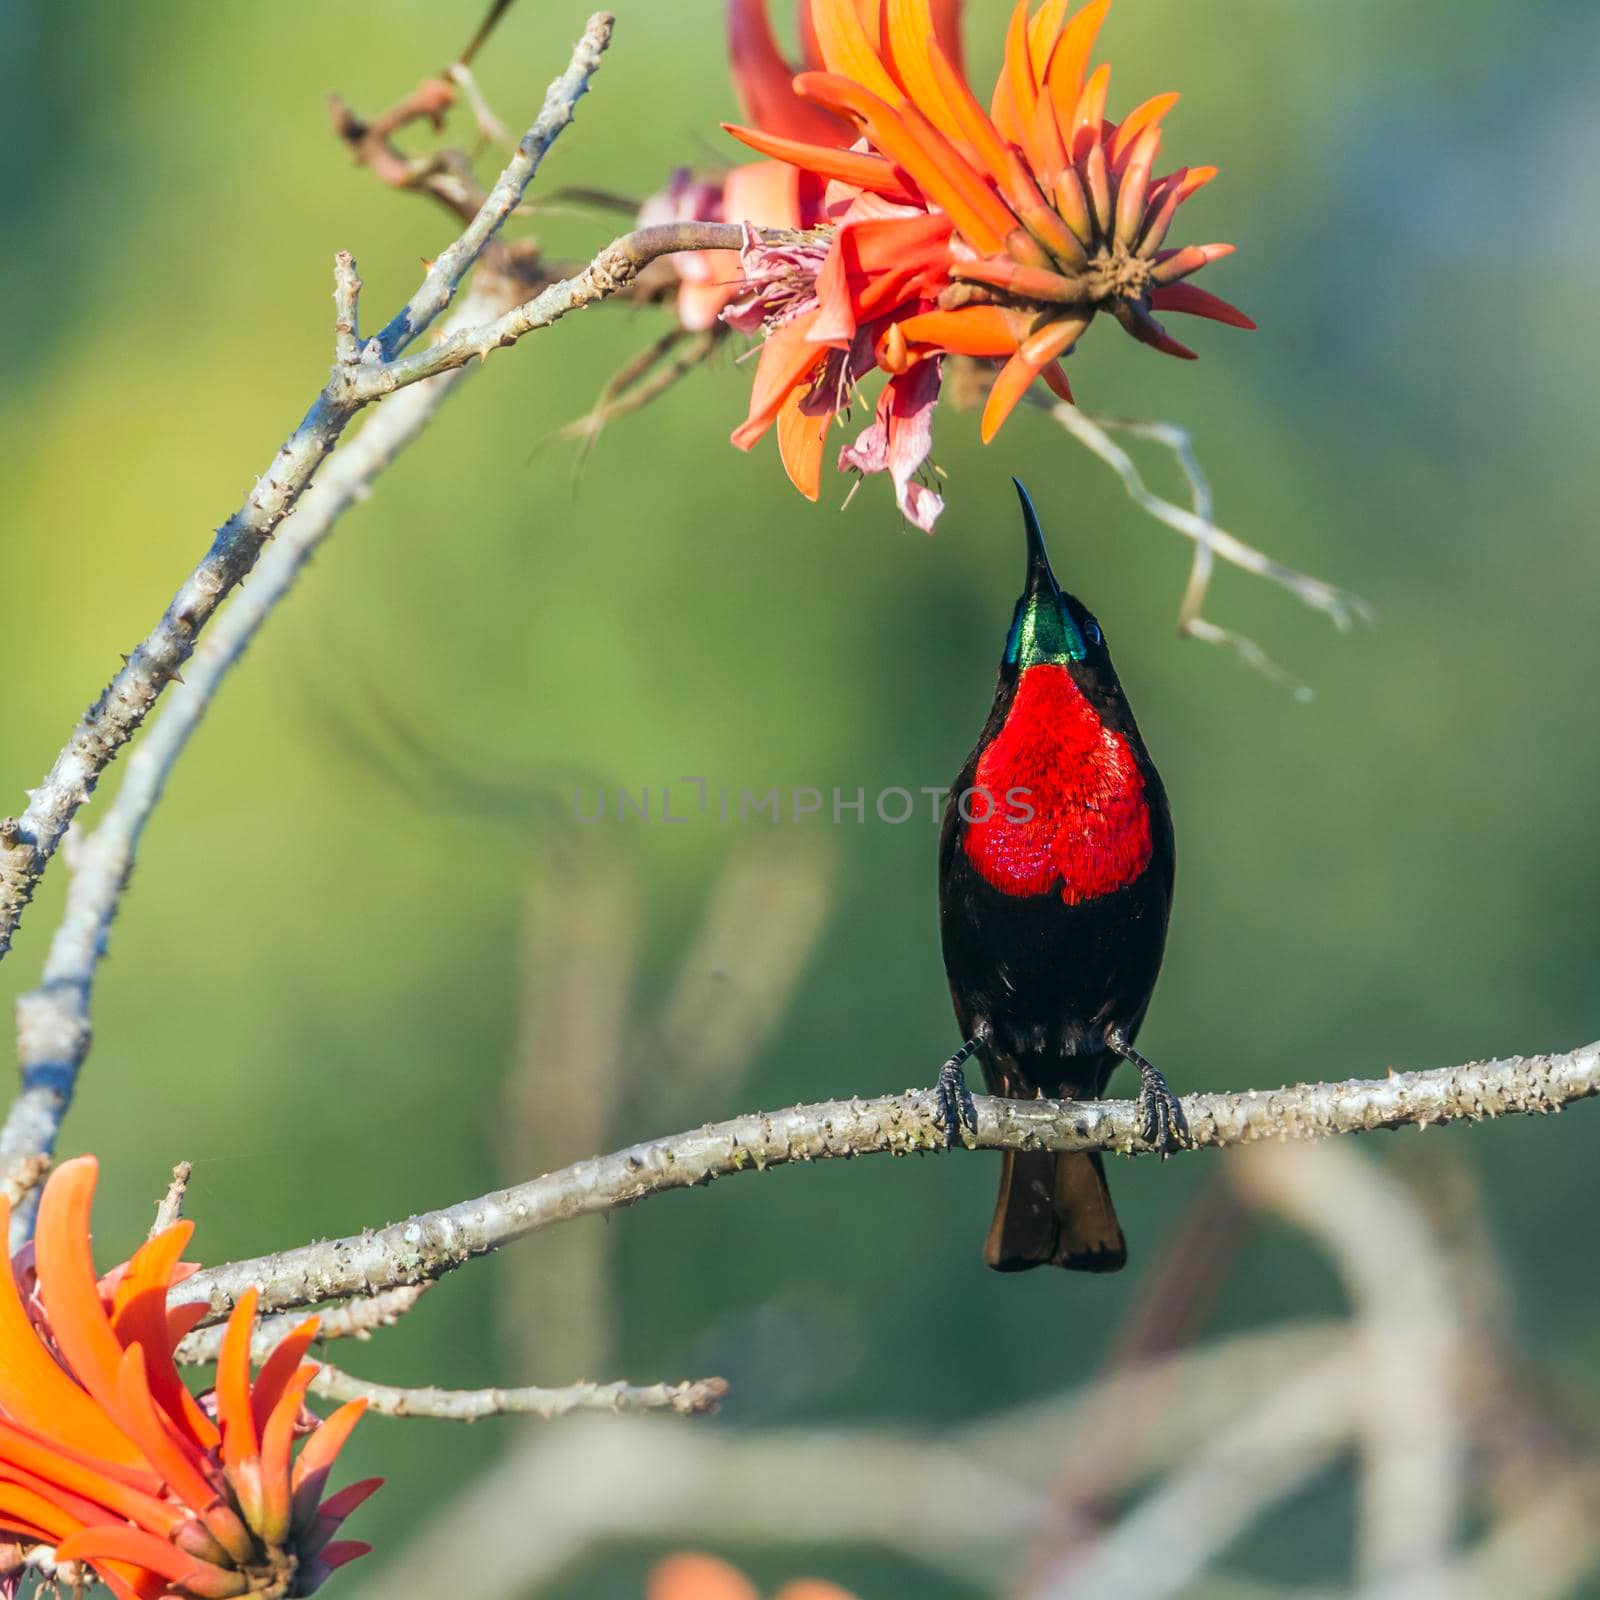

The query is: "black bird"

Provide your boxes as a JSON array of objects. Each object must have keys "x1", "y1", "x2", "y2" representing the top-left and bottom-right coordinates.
[{"x1": 936, "y1": 480, "x2": 1185, "y2": 1272}]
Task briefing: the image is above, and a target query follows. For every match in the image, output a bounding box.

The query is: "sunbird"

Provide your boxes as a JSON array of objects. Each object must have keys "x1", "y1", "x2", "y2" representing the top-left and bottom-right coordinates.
[{"x1": 936, "y1": 480, "x2": 1185, "y2": 1271}]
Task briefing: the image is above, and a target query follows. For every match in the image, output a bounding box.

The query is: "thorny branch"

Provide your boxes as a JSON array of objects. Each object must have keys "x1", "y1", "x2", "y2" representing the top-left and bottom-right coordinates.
[
  {"x1": 307, "y1": 1366, "x2": 728, "y2": 1422},
  {"x1": 1, "y1": 261, "x2": 541, "y2": 1237},
  {"x1": 175, "y1": 1285, "x2": 431, "y2": 1367},
  {"x1": 173, "y1": 1041, "x2": 1599, "y2": 1321},
  {"x1": 0, "y1": 11, "x2": 617, "y2": 966}
]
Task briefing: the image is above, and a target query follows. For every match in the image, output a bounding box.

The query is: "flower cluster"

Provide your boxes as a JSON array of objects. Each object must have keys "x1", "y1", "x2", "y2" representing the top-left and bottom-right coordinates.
[
  {"x1": 0, "y1": 1159, "x2": 375, "y2": 1600},
  {"x1": 682, "y1": 0, "x2": 1251, "y2": 528}
]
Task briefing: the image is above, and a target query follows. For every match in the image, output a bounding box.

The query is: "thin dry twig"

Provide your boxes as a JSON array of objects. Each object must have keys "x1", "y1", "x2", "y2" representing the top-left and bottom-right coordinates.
[
  {"x1": 340, "y1": 1322, "x2": 1344, "y2": 1600},
  {"x1": 1097, "y1": 415, "x2": 1318, "y2": 700},
  {"x1": 173, "y1": 1041, "x2": 1600, "y2": 1321},
  {"x1": 149, "y1": 1161, "x2": 192, "y2": 1238},
  {"x1": 1045, "y1": 399, "x2": 1372, "y2": 660},
  {"x1": 548, "y1": 326, "x2": 722, "y2": 475},
  {"x1": 308, "y1": 1365, "x2": 729, "y2": 1422}
]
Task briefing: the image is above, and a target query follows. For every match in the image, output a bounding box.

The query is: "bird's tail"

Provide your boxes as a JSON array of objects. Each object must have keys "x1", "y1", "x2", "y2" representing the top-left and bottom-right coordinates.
[{"x1": 984, "y1": 1150, "x2": 1128, "y2": 1273}]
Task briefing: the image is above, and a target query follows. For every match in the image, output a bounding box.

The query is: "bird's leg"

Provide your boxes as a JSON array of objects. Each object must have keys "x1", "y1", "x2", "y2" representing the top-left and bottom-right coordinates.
[
  {"x1": 932, "y1": 1033, "x2": 983, "y2": 1148},
  {"x1": 1106, "y1": 1027, "x2": 1190, "y2": 1157}
]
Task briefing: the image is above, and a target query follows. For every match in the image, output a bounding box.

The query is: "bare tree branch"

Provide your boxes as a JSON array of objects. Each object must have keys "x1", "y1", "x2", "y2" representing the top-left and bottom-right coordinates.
[
  {"x1": 307, "y1": 1365, "x2": 729, "y2": 1422},
  {"x1": 175, "y1": 1285, "x2": 431, "y2": 1368},
  {"x1": 351, "y1": 220, "x2": 753, "y2": 398},
  {"x1": 173, "y1": 1041, "x2": 1600, "y2": 1320},
  {"x1": 339, "y1": 1323, "x2": 1344, "y2": 1600},
  {"x1": 0, "y1": 11, "x2": 615, "y2": 965},
  {"x1": 2, "y1": 263, "x2": 534, "y2": 1231}
]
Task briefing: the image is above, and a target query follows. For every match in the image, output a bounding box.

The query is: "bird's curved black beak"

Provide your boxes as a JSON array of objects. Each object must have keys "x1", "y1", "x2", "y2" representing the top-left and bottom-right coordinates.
[{"x1": 1014, "y1": 478, "x2": 1063, "y2": 604}]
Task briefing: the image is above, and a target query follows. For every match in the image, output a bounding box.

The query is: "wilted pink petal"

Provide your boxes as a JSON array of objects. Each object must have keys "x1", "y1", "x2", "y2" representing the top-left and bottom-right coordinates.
[{"x1": 840, "y1": 359, "x2": 944, "y2": 531}]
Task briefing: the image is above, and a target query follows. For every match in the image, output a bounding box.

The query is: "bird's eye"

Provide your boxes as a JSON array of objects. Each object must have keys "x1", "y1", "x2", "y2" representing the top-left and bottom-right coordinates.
[{"x1": 1083, "y1": 619, "x2": 1102, "y2": 646}]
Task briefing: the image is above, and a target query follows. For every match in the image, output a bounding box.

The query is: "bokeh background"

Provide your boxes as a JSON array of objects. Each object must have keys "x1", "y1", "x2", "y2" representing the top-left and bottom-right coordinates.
[{"x1": 2, "y1": 1, "x2": 1598, "y2": 1595}]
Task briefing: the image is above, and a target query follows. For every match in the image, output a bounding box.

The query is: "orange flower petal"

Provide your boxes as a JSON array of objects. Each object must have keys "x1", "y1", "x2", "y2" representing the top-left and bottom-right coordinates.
[
  {"x1": 1149, "y1": 283, "x2": 1256, "y2": 329},
  {"x1": 0, "y1": 1482, "x2": 79, "y2": 1543},
  {"x1": 34, "y1": 1160, "x2": 143, "y2": 1423},
  {"x1": 1002, "y1": 1, "x2": 1042, "y2": 167},
  {"x1": 774, "y1": 1583, "x2": 863, "y2": 1600},
  {"x1": 1150, "y1": 240, "x2": 1234, "y2": 285},
  {"x1": 732, "y1": 311, "x2": 827, "y2": 450},
  {"x1": 1138, "y1": 165, "x2": 1220, "y2": 256},
  {"x1": 951, "y1": 257, "x2": 1083, "y2": 304},
  {"x1": 0, "y1": 1417, "x2": 188, "y2": 1538},
  {"x1": 1045, "y1": 0, "x2": 1112, "y2": 125},
  {"x1": 253, "y1": 1363, "x2": 318, "y2": 1546},
  {"x1": 1070, "y1": 61, "x2": 1111, "y2": 160},
  {"x1": 882, "y1": 0, "x2": 964, "y2": 140},
  {"x1": 250, "y1": 1318, "x2": 321, "y2": 1438},
  {"x1": 0, "y1": 1190, "x2": 150, "y2": 1482},
  {"x1": 1110, "y1": 91, "x2": 1179, "y2": 169},
  {"x1": 166, "y1": 1301, "x2": 210, "y2": 1351},
  {"x1": 896, "y1": 306, "x2": 1020, "y2": 356},
  {"x1": 797, "y1": 71, "x2": 1019, "y2": 253},
  {"x1": 1027, "y1": 0, "x2": 1074, "y2": 76},
  {"x1": 777, "y1": 389, "x2": 830, "y2": 500},
  {"x1": 924, "y1": 34, "x2": 1013, "y2": 186},
  {"x1": 727, "y1": 0, "x2": 853, "y2": 145},
  {"x1": 1029, "y1": 81, "x2": 1069, "y2": 187},
  {"x1": 290, "y1": 1400, "x2": 367, "y2": 1536},
  {"x1": 108, "y1": 1224, "x2": 219, "y2": 1452},
  {"x1": 928, "y1": 0, "x2": 964, "y2": 77},
  {"x1": 721, "y1": 125, "x2": 916, "y2": 205},
  {"x1": 809, "y1": 0, "x2": 903, "y2": 103},
  {"x1": 113, "y1": 1346, "x2": 224, "y2": 1516},
  {"x1": 215, "y1": 1289, "x2": 261, "y2": 1475},
  {"x1": 54, "y1": 1526, "x2": 247, "y2": 1599},
  {"x1": 981, "y1": 316, "x2": 1087, "y2": 441},
  {"x1": 648, "y1": 1554, "x2": 761, "y2": 1600}
]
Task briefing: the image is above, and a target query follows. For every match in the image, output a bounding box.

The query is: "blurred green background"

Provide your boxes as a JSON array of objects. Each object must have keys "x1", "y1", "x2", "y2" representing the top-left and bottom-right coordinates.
[{"x1": 2, "y1": 1, "x2": 1598, "y2": 1595}]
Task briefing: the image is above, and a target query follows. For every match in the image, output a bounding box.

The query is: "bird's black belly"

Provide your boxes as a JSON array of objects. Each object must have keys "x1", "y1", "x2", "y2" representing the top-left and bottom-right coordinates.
[{"x1": 938, "y1": 845, "x2": 1172, "y2": 1101}]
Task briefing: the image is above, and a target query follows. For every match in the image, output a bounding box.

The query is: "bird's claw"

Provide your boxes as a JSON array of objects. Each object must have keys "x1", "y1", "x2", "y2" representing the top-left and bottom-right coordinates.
[
  {"x1": 1136, "y1": 1063, "x2": 1190, "y2": 1158},
  {"x1": 934, "y1": 1059, "x2": 979, "y2": 1149}
]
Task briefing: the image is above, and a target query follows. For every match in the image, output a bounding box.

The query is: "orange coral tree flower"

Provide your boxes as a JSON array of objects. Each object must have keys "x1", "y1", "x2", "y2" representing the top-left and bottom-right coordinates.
[
  {"x1": 0, "y1": 1158, "x2": 377, "y2": 1600},
  {"x1": 648, "y1": 1552, "x2": 859, "y2": 1600},
  {"x1": 720, "y1": 0, "x2": 1251, "y2": 527}
]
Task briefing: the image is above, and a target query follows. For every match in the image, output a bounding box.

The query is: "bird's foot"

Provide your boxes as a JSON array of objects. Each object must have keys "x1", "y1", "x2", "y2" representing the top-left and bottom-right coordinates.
[
  {"x1": 1135, "y1": 1062, "x2": 1189, "y2": 1157},
  {"x1": 1107, "y1": 1027, "x2": 1190, "y2": 1158},
  {"x1": 932, "y1": 1037, "x2": 981, "y2": 1148}
]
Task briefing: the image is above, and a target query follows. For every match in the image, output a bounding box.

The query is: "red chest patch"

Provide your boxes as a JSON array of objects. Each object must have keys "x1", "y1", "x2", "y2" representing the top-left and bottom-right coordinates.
[{"x1": 961, "y1": 664, "x2": 1153, "y2": 904}]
